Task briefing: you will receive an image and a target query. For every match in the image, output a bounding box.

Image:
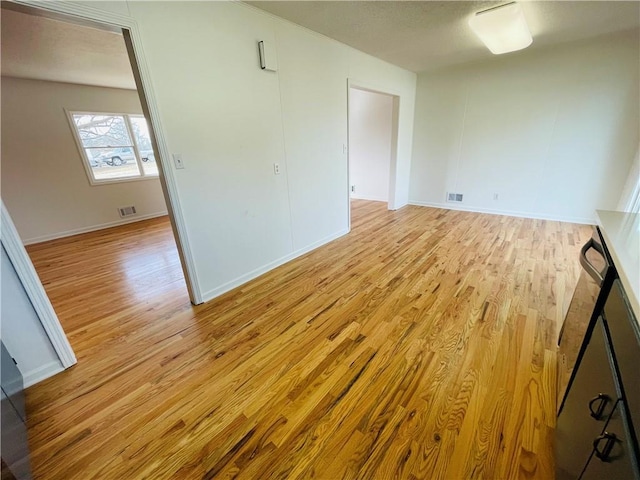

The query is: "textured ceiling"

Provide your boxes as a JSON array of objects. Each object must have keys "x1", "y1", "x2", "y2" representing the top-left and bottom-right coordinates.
[
  {"x1": 1, "y1": 8, "x2": 136, "y2": 89},
  {"x1": 245, "y1": 1, "x2": 640, "y2": 72},
  {"x1": 2, "y1": 2, "x2": 638, "y2": 89}
]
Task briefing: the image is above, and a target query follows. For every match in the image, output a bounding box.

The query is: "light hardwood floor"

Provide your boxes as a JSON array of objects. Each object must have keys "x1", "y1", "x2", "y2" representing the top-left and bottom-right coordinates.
[{"x1": 25, "y1": 201, "x2": 593, "y2": 479}]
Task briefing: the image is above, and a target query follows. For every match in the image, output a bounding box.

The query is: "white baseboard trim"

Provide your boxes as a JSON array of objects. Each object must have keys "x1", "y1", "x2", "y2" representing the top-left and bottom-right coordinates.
[
  {"x1": 351, "y1": 195, "x2": 388, "y2": 203},
  {"x1": 201, "y1": 228, "x2": 350, "y2": 303},
  {"x1": 23, "y1": 361, "x2": 65, "y2": 389},
  {"x1": 23, "y1": 211, "x2": 169, "y2": 245},
  {"x1": 408, "y1": 201, "x2": 595, "y2": 225},
  {"x1": 390, "y1": 200, "x2": 409, "y2": 211}
]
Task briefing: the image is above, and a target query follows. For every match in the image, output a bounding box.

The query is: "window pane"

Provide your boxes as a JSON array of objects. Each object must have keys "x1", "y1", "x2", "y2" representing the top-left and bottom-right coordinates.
[
  {"x1": 130, "y1": 116, "x2": 158, "y2": 176},
  {"x1": 141, "y1": 155, "x2": 159, "y2": 176},
  {"x1": 85, "y1": 147, "x2": 141, "y2": 180},
  {"x1": 73, "y1": 114, "x2": 132, "y2": 148}
]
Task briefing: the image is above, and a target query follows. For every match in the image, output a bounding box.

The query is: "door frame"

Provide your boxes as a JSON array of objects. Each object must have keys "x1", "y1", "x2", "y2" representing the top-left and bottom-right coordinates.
[
  {"x1": 346, "y1": 79, "x2": 401, "y2": 230},
  {"x1": 4, "y1": 0, "x2": 202, "y2": 305},
  {"x1": 1, "y1": 203, "x2": 77, "y2": 368},
  {"x1": 1, "y1": 0, "x2": 205, "y2": 370}
]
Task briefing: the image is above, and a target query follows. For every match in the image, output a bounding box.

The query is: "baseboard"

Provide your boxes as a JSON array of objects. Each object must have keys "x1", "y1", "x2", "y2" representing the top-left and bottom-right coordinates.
[
  {"x1": 408, "y1": 201, "x2": 595, "y2": 225},
  {"x1": 201, "y1": 228, "x2": 350, "y2": 303},
  {"x1": 23, "y1": 361, "x2": 65, "y2": 389},
  {"x1": 351, "y1": 195, "x2": 388, "y2": 203},
  {"x1": 22, "y1": 211, "x2": 169, "y2": 245}
]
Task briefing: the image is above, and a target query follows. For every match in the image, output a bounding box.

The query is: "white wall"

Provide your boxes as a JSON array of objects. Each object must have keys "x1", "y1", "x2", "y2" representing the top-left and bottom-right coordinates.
[
  {"x1": 121, "y1": 1, "x2": 417, "y2": 300},
  {"x1": 617, "y1": 148, "x2": 640, "y2": 213},
  {"x1": 347, "y1": 55, "x2": 415, "y2": 210},
  {"x1": 0, "y1": 1, "x2": 417, "y2": 386},
  {"x1": 1, "y1": 77, "x2": 168, "y2": 244},
  {"x1": 349, "y1": 88, "x2": 393, "y2": 202},
  {"x1": 1, "y1": 246, "x2": 63, "y2": 387},
  {"x1": 409, "y1": 29, "x2": 640, "y2": 224}
]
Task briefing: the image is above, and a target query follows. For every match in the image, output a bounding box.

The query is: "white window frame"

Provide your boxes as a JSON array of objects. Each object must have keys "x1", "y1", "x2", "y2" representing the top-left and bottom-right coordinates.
[{"x1": 66, "y1": 109, "x2": 159, "y2": 186}]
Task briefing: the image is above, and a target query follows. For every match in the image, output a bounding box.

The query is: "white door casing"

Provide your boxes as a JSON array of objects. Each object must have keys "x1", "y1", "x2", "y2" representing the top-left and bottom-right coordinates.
[
  {"x1": 1, "y1": 202, "x2": 76, "y2": 368},
  {"x1": 1, "y1": 0, "x2": 205, "y2": 378}
]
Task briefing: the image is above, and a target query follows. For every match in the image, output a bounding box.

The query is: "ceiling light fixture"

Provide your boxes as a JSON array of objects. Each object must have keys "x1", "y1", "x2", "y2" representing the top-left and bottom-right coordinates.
[{"x1": 468, "y1": 2, "x2": 533, "y2": 55}]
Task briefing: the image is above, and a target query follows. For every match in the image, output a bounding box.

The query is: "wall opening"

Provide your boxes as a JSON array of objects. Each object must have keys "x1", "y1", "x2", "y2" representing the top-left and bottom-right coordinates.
[
  {"x1": 0, "y1": 3, "x2": 195, "y2": 386},
  {"x1": 347, "y1": 84, "x2": 400, "y2": 227}
]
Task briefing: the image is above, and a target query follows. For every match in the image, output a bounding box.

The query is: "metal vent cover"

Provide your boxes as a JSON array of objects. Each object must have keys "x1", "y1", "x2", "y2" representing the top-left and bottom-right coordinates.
[{"x1": 118, "y1": 205, "x2": 137, "y2": 217}]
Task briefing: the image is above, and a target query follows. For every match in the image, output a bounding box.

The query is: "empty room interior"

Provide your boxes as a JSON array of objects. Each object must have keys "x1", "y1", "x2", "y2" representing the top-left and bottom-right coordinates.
[{"x1": 0, "y1": 1, "x2": 638, "y2": 479}]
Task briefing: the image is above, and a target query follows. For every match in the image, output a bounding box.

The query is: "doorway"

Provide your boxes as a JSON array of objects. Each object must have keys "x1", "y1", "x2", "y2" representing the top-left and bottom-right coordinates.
[
  {"x1": 0, "y1": 3, "x2": 198, "y2": 383},
  {"x1": 347, "y1": 84, "x2": 400, "y2": 227}
]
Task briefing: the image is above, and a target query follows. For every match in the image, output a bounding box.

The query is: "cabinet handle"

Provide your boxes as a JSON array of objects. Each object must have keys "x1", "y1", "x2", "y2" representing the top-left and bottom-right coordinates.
[
  {"x1": 588, "y1": 393, "x2": 611, "y2": 420},
  {"x1": 593, "y1": 432, "x2": 617, "y2": 461},
  {"x1": 579, "y1": 238, "x2": 606, "y2": 286}
]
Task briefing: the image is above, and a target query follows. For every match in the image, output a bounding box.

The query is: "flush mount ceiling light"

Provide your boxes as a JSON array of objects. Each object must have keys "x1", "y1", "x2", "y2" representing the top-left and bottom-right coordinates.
[{"x1": 468, "y1": 2, "x2": 533, "y2": 55}]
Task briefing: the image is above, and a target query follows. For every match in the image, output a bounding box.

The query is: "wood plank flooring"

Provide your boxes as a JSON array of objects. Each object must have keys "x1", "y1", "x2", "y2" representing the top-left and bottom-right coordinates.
[{"x1": 25, "y1": 201, "x2": 593, "y2": 479}]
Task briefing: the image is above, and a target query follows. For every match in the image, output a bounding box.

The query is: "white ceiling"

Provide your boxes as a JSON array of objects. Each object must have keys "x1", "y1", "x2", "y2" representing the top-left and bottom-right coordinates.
[
  {"x1": 1, "y1": 1, "x2": 638, "y2": 89},
  {"x1": 1, "y1": 8, "x2": 136, "y2": 89},
  {"x1": 245, "y1": 1, "x2": 640, "y2": 72}
]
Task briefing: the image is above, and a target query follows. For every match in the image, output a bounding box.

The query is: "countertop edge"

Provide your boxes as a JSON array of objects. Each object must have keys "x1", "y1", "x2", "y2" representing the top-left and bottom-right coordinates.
[{"x1": 596, "y1": 210, "x2": 639, "y2": 322}]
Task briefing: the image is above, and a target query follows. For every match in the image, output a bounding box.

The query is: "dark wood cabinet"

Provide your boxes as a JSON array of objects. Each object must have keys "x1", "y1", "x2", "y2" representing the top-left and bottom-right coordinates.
[
  {"x1": 556, "y1": 277, "x2": 640, "y2": 479},
  {"x1": 605, "y1": 280, "x2": 640, "y2": 430},
  {"x1": 0, "y1": 343, "x2": 32, "y2": 480},
  {"x1": 582, "y1": 401, "x2": 637, "y2": 479},
  {"x1": 556, "y1": 317, "x2": 618, "y2": 478}
]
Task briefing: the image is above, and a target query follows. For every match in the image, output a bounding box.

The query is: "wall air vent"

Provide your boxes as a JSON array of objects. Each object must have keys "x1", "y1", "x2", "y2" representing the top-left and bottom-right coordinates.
[
  {"x1": 118, "y1": 205, "x2": 137, "y2": 218},
  {"x1": 447, "y1": 193, "x2": 464, "y2": 203}
]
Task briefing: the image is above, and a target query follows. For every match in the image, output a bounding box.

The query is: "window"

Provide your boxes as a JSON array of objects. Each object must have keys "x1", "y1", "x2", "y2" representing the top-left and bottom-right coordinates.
[{"x1": 68, "y1": 111, "x2": 159, "y2": 184}]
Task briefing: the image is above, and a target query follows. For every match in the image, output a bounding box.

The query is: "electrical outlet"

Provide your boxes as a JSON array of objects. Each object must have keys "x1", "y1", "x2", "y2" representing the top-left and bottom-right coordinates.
[
  {"x1": 173, "y1": 153, "x2": 185, "y2": 169},
  {"x1": 493, "y1": 193, "x2": 499, "y2": 200},
  {"x1": 351, "y1": 185, "x2": 356, "y2": 193},
  {"x1": 274, "y1": 163, "x2": 281, "y2": 175}
]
